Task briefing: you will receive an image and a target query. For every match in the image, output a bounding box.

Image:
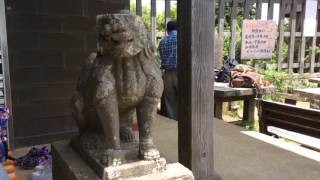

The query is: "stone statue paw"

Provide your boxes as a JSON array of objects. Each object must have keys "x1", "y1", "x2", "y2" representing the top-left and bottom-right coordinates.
[
  {"x1": 101, "y1": 149, "x2": 124, "y2": 166},
  {"x1": 140, "y1": 148, "x2": 160, "y2": 160},
  {"x1": 120, "y1": 127, "x2": 135, "y2": 143}
]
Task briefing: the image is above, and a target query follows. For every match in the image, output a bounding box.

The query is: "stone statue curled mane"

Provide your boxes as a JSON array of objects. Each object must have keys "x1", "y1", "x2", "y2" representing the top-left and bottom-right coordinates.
[{"x1": 96, "y1": 10, "x2": 155, "y2": 59}]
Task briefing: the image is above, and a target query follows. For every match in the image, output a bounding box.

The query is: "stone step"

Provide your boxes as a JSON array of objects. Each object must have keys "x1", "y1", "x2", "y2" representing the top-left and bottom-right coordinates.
[
  {"x1": 53, "y1": 140, "x2": 194, "y2": 180},
  {"x1": 128, "y1": 163, "x2": 194, "y2": 180},
  {"x1": 104, "y1": 158, "x2": 167, "y2": 179}
]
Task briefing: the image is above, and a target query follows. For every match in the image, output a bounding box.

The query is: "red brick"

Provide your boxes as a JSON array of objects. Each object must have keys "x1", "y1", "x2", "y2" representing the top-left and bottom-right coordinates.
[
  {"x1": 5, "y1": 0, "x2": 38, "y2": 14},
  {"x1": 7, "y1": 32, "x2": 39, "y2": 49},
  {"x1": 84, "y1": 0, "x2": 126, "y2": 16},
  {"x1": 42, "y1": 67, "x2": 80, "y2": 83},
  {"x1": 11, "y1": 67, "x2": 42, "y2": 84},
  {"x1": 39, "y1": 33, "x2": 84, "y2": 49},
  {"x1": 7, "y1": 15, "x2": 62, "y2": 33},
  {"x1": 85, "y1": 33, "x2": 97, "y2": 50},
  {"x1": 17, "y1": 84, "x2": 75, "y2": 103},
  {"x1": 39, "y1": 0, "x2": 82, "y2": 16},
  {"x1": 15, "y1": 50, "x2": 64, "y2": 68},
  {"x1": 63, "y1": 16, "x2": 95, "y2": 32},
  {"x1": 65, "y1": 50, "x2": 90, "y2": 68}
]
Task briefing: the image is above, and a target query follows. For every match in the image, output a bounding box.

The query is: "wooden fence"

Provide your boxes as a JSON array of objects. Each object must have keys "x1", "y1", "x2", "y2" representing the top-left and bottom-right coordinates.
[{"x1": 134, "y1": 0, "x2": 320, "y2": 74}]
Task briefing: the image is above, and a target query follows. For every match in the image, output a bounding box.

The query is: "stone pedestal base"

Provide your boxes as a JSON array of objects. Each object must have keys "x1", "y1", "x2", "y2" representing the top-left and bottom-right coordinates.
[{"x1": 52, "y1": 140, "x2": 194, "y2": 180}]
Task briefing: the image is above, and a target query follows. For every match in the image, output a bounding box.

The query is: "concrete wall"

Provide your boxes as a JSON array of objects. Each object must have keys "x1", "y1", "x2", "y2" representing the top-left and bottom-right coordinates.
[{"x1": 5, "y1": 0, "x2": 129, "y2": 148}]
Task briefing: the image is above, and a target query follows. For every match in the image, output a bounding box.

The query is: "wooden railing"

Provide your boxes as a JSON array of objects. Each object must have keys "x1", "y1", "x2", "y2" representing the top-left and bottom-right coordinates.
[
  {"x1": 218, "y1": 0, "x2": 320, "y2": 74},
  {"x1": 133, "y1": 0, "x2": 320, "y2": 74}
]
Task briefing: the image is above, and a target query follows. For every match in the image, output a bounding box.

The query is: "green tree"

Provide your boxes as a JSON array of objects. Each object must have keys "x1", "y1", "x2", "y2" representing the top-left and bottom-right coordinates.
[
  {"x1": 130, "y1": 3, "x2": 177, "y2": 32},
  {"x1": 130, "y1": 3, "x2": 151, "y2": 30}
]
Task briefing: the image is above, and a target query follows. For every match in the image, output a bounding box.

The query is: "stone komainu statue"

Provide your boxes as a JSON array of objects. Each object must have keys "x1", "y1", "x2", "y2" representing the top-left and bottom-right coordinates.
[{"x1": 71, "y1": 10, "x2": 163, "y2": 166}]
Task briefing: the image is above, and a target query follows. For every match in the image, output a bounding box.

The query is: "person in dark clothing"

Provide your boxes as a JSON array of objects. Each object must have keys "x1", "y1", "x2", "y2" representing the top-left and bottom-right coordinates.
[{"x1": 159, "y1": 21, "x2": 178, "y2": 120}]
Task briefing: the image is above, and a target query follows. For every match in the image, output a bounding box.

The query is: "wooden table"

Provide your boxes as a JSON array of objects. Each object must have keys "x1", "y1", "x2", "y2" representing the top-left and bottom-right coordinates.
[
  {"x1": 293, "y1": 88, "x2": 320, "y2": 109},
  {"x1": 309, "y1": 78, "x2": 320, "y2": 87},
  {"x1": 214, "y1": 82, "x2": 273, "y2": 122}
]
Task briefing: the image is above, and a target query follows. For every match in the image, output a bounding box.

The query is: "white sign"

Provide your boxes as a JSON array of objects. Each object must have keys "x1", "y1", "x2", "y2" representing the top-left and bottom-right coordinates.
[
  {"x1": 303, "y1": 0, "x2": 318, "y2": 37},
  {"x1": 241, "y1": 20, "x2": 277, "y2": 59}
]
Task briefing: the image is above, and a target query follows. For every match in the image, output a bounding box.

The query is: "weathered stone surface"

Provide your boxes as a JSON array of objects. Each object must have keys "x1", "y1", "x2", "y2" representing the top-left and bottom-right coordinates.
[
  {"x1": 52, "y1": 141, "x2": 100, "y2": 180},
  {"x1": 53, "y1": 140, "x2": 194, "y2": 180},
  {"x1": 71, "y1": 10, "x2": 164, "y2": 168},
  {"x1": 157, "y1": 163, "x2": 194, "y2": 180},
  {"x1": 71, "y1": 134, "x2": 141, "y2": 178},
  {"x1": 104, "y1": 158, "x2": 166, "y2": 179}
]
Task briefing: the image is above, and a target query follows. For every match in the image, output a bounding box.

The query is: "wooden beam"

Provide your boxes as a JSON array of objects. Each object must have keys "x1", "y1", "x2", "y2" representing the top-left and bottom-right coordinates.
[
  {"x1": 276, "y1": 0, "x2": 286, "y2": 71},
  {"x1": 255, "y1": 0, "x2": 262, "y2": 69},
  {"x1": 288, "y1": 0, "x2": 297, "y2": 74},
  {"x1": 136, "y1": 0, "x2": 142, "y2": 16},
  {"x1": 178, "y1": 0, "x2": 219, "y2": 179},
  {"x1": 165, "y1": 0, "x2": 171, "y2": 27},
  {"x1": 151, "y1": 0, "x2": 156, "y2": 44},
  {"x1": 218, "y1": 0, "x2": 226, "y2": 36},
  {"x1": 230, "y1": 0, "x2": 238, "y2": 59},
  {"x1": 0, "y1": 0, "x2": 14, "y2": 149},
  {"x1": 299, "y1": 0, "x2": 306, "y2": 74},
  {"x1": 244, "y1": 0, "x2": 251, "y2": 19},
  {"x1": 310, "y1": 1, "x2": 319, "y2": 73},
  {"x1": 267, "y1": 0, "x2": 275, "y2": 20},
  {"x1": 256, "y1": 0, "x2": 263, "y2": 19}
]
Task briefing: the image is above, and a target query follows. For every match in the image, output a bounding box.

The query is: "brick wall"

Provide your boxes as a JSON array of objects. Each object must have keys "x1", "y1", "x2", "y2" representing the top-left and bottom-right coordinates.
[{"x1": 5, "y1": 0, "x2": 129, "y2": 148}]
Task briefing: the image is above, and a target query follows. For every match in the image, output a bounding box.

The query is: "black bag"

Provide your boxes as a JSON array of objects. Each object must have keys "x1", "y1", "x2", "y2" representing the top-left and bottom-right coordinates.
[{"x1": 216, "y1": 59, "x2": 239, "y2": 83}]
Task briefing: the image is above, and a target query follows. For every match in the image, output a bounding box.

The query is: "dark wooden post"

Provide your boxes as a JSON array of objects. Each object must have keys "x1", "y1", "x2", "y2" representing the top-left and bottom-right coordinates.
[
  {"x1": 309, "y1": 1, "x2": 319, "y2": 73},
  {"x1": 230, "y1": 0, "x2": 238, "y2": 59},
  {"x1": 151, "y1": 0, "x2": 157, "y2": 44},
  {"x1": 267, "y1": 0, "x2": 275, "y2": 20},
  {"x1": 136, "y1": 0, "x2": 142, "y2": 16},
  {"x1": 277, "y1": 0, "x2": 287, "y2": 72},
  {"x1": 177, "y1": 0, "x2": 219, "y2": 179},
  {"x1": 165, "y1": 0, "x2": 171, "y2": 27},
  {"x1": 299, "y1": 0, "x2": 306, "y2": 74},
  {"x1": 288, "y1": 0, "x2": 297, "y2": 74},
  {"x1": 256, "y1": 0, "x2": 262, "y2": 19}
]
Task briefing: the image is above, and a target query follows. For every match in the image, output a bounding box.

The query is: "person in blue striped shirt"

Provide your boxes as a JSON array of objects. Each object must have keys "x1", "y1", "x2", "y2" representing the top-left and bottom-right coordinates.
[{"x1": 159, "y1": 21, "x2": 178, "y2": 120}]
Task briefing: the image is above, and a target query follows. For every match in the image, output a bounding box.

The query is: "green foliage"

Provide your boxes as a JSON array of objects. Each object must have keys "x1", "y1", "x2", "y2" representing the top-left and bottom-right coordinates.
[
  {"x1": 171, "y1": 7, "x2": 177, "y2": 20},
  {"x1": 156, "y1": 13, "x2": 165, "y2": 32},
  {"x1": 130, "y1": 3, "x2": 151, "y2": 30},
  {"x1": 130, "y1": 3, "x2": 177, "y2": 32},
  {"x1": 260, "y1": 68, "x2": 288, "y2": 93},
  {"x1": 260, "y1": 67, "x2": 317, "y2": 102}
]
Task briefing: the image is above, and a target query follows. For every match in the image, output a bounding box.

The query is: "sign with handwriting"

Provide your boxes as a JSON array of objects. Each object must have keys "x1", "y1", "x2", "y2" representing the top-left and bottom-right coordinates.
[{"x1": 241, "y1": 20, "x2": 276, "y2": 59}]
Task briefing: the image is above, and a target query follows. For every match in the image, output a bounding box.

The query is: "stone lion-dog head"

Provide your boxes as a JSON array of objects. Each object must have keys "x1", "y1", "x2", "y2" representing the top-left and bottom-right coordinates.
[{"x1": 96, "y1": 10, "x2": 150, "y2": 58}]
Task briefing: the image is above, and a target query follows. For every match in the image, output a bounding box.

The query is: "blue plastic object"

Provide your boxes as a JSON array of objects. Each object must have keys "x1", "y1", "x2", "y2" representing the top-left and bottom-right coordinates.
[
  {"x1": 0, "y1": 107, "x2": 9, "y2": 163},
  {"x1": 0, "y1": 164, "x2": 10, "y2": 180}
]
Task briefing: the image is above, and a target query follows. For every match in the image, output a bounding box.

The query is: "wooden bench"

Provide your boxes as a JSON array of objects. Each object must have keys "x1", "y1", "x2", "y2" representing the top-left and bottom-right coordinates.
[{"x1": 259, "y1": 101, "x2": 320, "y2": 150}]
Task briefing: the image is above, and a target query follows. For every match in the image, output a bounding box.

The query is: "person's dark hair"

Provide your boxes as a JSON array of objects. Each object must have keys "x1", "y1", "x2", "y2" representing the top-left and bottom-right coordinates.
[{"x1": 166, "y1": 21, "x2": 177, "y2": 32}]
